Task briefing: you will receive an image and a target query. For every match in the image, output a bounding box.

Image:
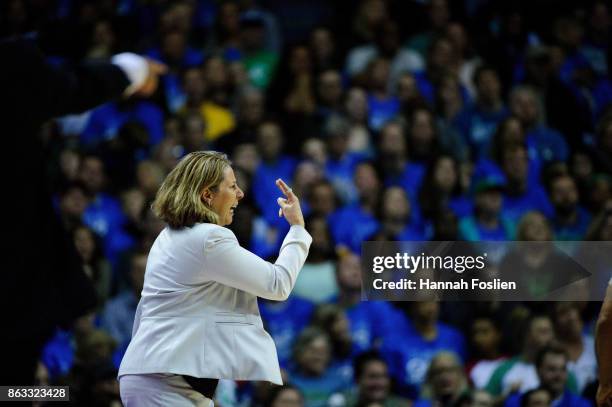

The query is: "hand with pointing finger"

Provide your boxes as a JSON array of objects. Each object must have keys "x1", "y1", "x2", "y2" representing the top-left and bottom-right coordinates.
[{"x1": 276, "y1": 178, "x2": 305, "y2": 228}]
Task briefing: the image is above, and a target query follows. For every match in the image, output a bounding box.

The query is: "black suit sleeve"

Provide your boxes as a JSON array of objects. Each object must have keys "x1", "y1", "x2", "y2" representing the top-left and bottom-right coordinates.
[{"x1": 1, "y1": 38, "x2": 130, "y2": 125}]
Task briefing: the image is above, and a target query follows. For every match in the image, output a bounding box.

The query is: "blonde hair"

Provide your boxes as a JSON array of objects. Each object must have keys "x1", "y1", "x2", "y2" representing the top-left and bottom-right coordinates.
[{"x1": 152, "y1": 151, "x2": 231, "y2": 228}]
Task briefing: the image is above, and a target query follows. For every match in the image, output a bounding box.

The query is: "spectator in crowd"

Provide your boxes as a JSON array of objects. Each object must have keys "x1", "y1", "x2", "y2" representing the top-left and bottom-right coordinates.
[
  {"x1": 467, "y1": 313, "x2": 507, "y2": 390},
  {"x1": 252, "y1": 120, "x2": 297, "y2": 227},
  {"x1": 413, "y1": 35, "x2": 467, "y2": 107},
  {"x1": 307, "y1": 179, "x2": 338, "y2": 218},
  {"x1": 59, "y1": 181, "x2": 90, "y2": 231},
  {"x1": 311, "y1": 304, "x2": 355, "y2": 382},
  {"x1": 346, "y1": 20, "x2": 424, "y2": 91},
  {"x1": 343, "y1": 87, "x2": 373, "y2": 155},
  {"x1": 376, "y1": 120, "x2": 426, "y2": 199},
  {"x1": 407, "y1": 107, "x2": 440, "y2": 164},
  {"x1": 381, "y1": 301, "x2": 466, "y2": 399},
  {"x1": 329, "y1": 161, "x2": 381, "y2": 252},
  {"x1": 72, "y1": 224, "x2": 112, "y2": 306},
  {"x1": 499, "y1": 144, "x2": 554, "y2": 222},
  {"x1": 414, "y1": 351, "x2": 470, "y2": 407},
  {"x1": 315, "y1": 69, "x2": 344, "y2": 123},
  {"x1": 289, "y1": 327, "x2": 353, "y2": 407},
  {"x1": 459, "y1": 173, "x2": 514, "y2": 241},
  {"x1": 419, "y1": 154, "x2": 472, "y2": 221},
  {"x1": 332, "y1": 249, "x2": 400, "y2": 353},
  {"x1": 100, "y1": 251, "x2": 147, "y2": 358},
  {"x1": 380, "y1": 185, "x2": 426, "y2": 240},
  {"x1": 180, "y1": 67, "x2": 236, "y2": 144},
  {"x1": 264, "y1": 384, "x2": 305, "y2": 407},
  {"x1": 503, "y1": 345, "x2": 592, "y2": 407},
  {"x1": 508, "y1": 86, "x2": 569, "y2": 164},
  {"x1": 323, "y1": 115, "x2": 364, "y2": 204},
  {"x1": 546, "y1": 173, "x2": 592, "y2": 240},
  {"x1": 485, "y1": 314, "x2": 559, "y2": 397},
  {"x1": 293, "y1": 215, "x2": 338, "y2": 303},
  {"x1": 240, "y1": 11, "x2": 280, "y2": 90},
  {"x1": 79, "y1": 154, "x2": 134, "y2": 263},
  {"x1": 454, "y1": 64, "x2": 508, "y2": 158},
  {"x1": 551, "y1": 302, "x2": 597, "y2": 394},
  {"x1": 361, "y1": 57, "x2": 400, "y2": 132},
  {"x1": 218, "y1": 87, "x2": 266, "y2": 152},
  {"x1": 445, "y1": 21, "x2": 481, "y2": 96},
  {"x1": 309, "y1": 26, "x2": 339, "y2": 73},
  {"x1": 434, "y1": 72, "x2": 470, "y2": 160},
  {"x1": 334, "y1": 351, "x2": 411, "y2": 407},
  {"x1": 520, "y1": 387, "x2": 552, "y2": 407},
  {"x1": 471, "y1": 389, "x2": 495, "y2": 407},
  {"x1": 259, "y1": 294, "x2": 315, "y2": 368},
  {"x1": 406, "y1": 0, "x2": 451, "y2": 58}
]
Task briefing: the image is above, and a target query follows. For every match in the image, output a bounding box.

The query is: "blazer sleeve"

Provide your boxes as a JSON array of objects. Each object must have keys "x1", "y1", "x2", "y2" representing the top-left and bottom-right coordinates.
[
  {"x1": 1, "y1": 39, "x2": 130, "y2": 123},
  {"x1": 202, "y1": 225, "x2": 312, "y2": 301}
]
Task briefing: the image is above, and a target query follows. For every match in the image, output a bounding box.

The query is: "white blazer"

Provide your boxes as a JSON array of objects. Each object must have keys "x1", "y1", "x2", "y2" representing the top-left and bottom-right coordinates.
[{"x1": 118, "y1": 223, "x2": 312, "y2": 385}]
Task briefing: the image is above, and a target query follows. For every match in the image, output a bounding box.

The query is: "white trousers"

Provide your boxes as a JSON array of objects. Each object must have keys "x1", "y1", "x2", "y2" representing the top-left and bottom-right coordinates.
[{"x1": 119, "y1": 373, "x2": 214, "y2": 407}]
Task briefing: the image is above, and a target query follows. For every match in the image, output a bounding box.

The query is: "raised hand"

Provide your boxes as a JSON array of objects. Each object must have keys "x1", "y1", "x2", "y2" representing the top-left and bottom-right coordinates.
[
  {"x1": 133, "y1": 59, "x2": 167, "y2": 97},
  {"x1": 276, "y1": 178, "x2": 305, "y2": 227}
]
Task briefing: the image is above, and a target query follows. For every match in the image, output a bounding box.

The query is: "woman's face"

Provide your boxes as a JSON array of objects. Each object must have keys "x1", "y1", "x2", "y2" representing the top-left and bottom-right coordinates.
[
  {"x1": 434, "y1": 157, "x2": 457, "y2": 192},
  {"x1": 298, "y1": 336, "x2": 330, "y2": 375},
  {"x1": 272, "y1": 388, "x2": 303, "y2": 407},
  {"x1": 74, "y1": 227, "x2": 95, "y2": 262},
  {"x1": 208, "y1": 166, "x2": 244, "y2": 226}
]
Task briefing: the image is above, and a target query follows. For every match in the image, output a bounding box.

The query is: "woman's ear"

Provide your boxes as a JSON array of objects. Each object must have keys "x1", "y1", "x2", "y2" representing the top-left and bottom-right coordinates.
[{"x1": 201, "y1": 189, "x2": 213, "y2": 206}]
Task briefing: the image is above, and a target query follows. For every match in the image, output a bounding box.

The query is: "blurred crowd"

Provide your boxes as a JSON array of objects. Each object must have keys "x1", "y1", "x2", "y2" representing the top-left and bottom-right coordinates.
[{"x1": 3, "y1": 0, "x2": 612, "y2": 405}]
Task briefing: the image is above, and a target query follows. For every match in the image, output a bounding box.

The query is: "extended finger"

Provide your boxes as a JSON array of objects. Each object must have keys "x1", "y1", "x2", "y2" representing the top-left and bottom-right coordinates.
[{"x1": 276, "y1": 178, "x2": 296, "y2": 198}]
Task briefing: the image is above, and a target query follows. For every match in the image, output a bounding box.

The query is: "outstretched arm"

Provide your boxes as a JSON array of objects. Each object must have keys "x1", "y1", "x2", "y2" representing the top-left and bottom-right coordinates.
[{"x1": 0, "y1": 39, "x2": 165, "y2": 123}]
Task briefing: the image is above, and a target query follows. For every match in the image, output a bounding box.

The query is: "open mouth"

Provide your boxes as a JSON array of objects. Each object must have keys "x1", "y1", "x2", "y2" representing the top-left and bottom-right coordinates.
[{"x1": 230, "y1": 204, "x2": 238, "y2": 214}]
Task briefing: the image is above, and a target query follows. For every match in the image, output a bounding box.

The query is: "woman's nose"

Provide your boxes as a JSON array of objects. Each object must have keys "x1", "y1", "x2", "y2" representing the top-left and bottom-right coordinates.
[{"x1": 237, "y1": 187, "x2": 244, "y2": 200}]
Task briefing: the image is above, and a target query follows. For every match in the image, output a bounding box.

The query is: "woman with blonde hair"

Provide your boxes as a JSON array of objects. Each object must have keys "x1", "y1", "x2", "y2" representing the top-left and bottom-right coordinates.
[{"x1": 118, "y1": 151, "x2": 312, "y2": 406}]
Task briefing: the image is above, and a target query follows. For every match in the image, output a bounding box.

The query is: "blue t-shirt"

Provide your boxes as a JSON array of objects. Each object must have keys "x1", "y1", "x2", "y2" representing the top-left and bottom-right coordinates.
[
  {"x1": 385, "y1": 162, "x2": 426, "y2": 202},
  {"x1": 504, "y1": 391, "x2": 593, "y2": 407},
  {"x1": 448, "y1": 196, "x2": 474, "y2": 218},
  {"x1": 381, "y1": 319, "x2": 466, "y2": 400},
  {"x1": 502, "y1": 186, "x2": 554, "y2": 222},
  {"x1": 325, "y1": 153, "x2": 366, "y2": 204},
  {"x1": 551, "y1": 207, "x2": 592, "y2": 241},
  {"x1": 81, "y1": 101, "x2": 165, "y2": 147},
  {"x1": 525, "y1": 125, "x2": 569, "y2": 163},
  {"x1": 413, "y1": 70, "x2": 471, "y2": 106},
  {"x1": 249, "y1": 216, "x2": 290, "y2": 259},
  {"x1": 41, "y1": 329, "x2": 74, "y2": 380},
  {"x1": 252, "y1": 156, "x2": 297, "y2": 225},
  {"x1": 328, "y1": 203, "x2": 379, "y2": 253},
  {"x1": 329, "y1": 297, "x2": 405, "y2": 353},
  {"x1": 380, "y1": 319, "x2": 467, "y2": 399},
  {"x1": 83, "y1": 193, "x2": 135, "y2": 263},
  {"x1": 454, "y1": 103, "x2": 509, "y2": 158},
  {"x1": 259, "y1": 296, "x2": 315, "y2": 367},
  {"x1": 367, "y1": 94, "x2": 400, "y2": 131}
]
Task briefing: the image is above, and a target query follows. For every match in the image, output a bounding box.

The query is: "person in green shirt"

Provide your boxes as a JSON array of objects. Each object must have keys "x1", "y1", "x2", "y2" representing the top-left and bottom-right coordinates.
[{"x1": 240, "y1": 13, "x2": 279, "y2": 89}]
